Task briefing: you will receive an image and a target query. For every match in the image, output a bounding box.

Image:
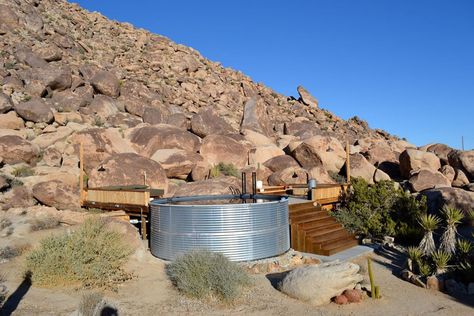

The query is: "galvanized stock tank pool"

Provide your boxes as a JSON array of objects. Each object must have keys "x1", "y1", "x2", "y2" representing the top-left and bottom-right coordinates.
[{"x1": 149, "y1": 194, "x2": 289, "y2": 261}]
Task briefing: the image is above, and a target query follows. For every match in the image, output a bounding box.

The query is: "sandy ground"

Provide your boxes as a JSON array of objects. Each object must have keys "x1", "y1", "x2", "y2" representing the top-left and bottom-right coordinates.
[{"x1": 1, "y1": 227, "x2": 474, "y2": 316}]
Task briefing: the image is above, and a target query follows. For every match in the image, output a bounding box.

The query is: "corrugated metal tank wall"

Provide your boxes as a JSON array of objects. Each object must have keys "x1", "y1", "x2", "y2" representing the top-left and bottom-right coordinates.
[{"x1": 150, "y1": 195, "x2": 290, "y2": 261}]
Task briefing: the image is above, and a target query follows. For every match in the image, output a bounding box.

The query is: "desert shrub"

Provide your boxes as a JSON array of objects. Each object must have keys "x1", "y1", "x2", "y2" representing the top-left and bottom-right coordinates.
[
  {"x1": 12, "y1": 166, "x2": 35, "y2": 177},
  {"x1": 0, "y1": 244, "x2": 29, "y2": 261},
  {"x1": 26, "y1": 217, "x2": 133, "y2": 289},
  {"x1": 167, "y1": 250, "x2": 251, "y2": 302},
  {"x1": 0, "y1": 218, "x2": 12, "y2": 230},
  {"x1": 78, "y1": 292, "x2": 104, "y2": 316},
  {"x1": 29, "y1": 216, "x2": 60, "y2": 231},
  {"x1": 332, "y1": 177, "x2": 426, "y2": 241},
  {"x1": 209, "y1": 162, "x2": 240, "y2": 178},
  {"x1": 0, "y1": 274, "x2": 7, "y2": 308}
]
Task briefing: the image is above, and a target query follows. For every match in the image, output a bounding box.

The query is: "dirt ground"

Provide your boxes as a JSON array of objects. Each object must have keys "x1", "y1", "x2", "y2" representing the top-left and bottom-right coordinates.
[{"x1": 1, "y1": 226, "x2": 474, "y2": 316}]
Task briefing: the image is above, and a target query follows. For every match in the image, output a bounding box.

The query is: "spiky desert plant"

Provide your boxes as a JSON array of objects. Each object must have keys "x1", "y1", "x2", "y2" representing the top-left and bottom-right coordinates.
[
  {"x1": 440, "y1": 206, "x2": 464, "y2": 254},
  {"x1": 432, "y1": 250, "x2": 451, "y2": 275},
  {"x1": 418, "y1": 261, "x2": 432, "y2": 277},
  {"x1": 457, "y1": 239, "x2": 473, "y2": 259},
  {"x1": 418, "y1": 214, "x2": 440, "y2": 256}
]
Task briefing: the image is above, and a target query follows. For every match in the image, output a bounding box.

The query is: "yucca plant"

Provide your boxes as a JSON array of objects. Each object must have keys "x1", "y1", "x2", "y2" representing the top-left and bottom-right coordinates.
[
  {"x1": 431, "y1": 250, "x2": 451, "y2": 275},
  {"x1": 457, "y1": 239, "x2": 473, "y2": 259},
  {"x1": 407, "y1": 246, "x2": 423, "y2": 274},
  {"x1": 418, "y1": 214, "x2": 441, "y2": 256},
  {"x1": 440, "y1": 206, "x2": 464, "y2": 254},
  {"x1": 418, "y1": 261, "x2": 432, "y2": 277}
]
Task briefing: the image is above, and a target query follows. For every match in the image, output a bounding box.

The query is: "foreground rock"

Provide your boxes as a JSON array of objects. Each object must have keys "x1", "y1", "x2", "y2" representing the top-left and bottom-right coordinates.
[
  {"x1": 199, "y1": 134, "x2": 248, "y2": 168},
  {"x1": 408, "y1": 169, "x2": 451, "y2": 192},
  {"x1": 420, "y1": 187, "x2": 474, "y2": 214},
  {"x1": 399, "y1": 149, "x2": 441, "y2": 178},
  {"x1": 280, "y1": 261, "x2": 363, "y2": 306},
  {"x1": 32, "y1": 180, "x2": 79, "y2": 210},
  {"x1": 0, "y1": 135, "x2": 39, "y2": 164},
  {"x1": 297, "y1": 85, "x2": 318, "y2": 108},
  {"x1": 345, "y1": 153, "x2": 390, "y2": 184}
]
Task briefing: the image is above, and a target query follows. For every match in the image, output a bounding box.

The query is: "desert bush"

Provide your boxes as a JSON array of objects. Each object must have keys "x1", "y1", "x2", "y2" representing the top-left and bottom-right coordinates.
[
  {"x1": 331, "y1": 177, "x2": 426, "y2": 240},
  {"x1": 12, "y1": 166, "x2": 35, "y2": 177},
  {"x1": 0, "y1": 245, "x2": 25, "y2": 261},
  {"x1": 209, "y1": 162, "x2": 240, "y2": 178},
  {"x1": 29, "y1": 216, "x2": 60, "y2": 231},
  {"x1": 78, "y1": 291, "x2": 104, "y2": 316},
  {"x1": 26, "y1": 217, "x2": 133, "y2": 289},
  {"x1": 167, "y1": 250, "x2": 251, "y2": 302}
]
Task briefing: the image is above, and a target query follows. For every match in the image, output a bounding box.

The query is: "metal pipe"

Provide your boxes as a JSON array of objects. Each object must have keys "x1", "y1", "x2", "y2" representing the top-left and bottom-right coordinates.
[
  {"x1": 242, "y1": 172, "x2": 247, "y2": 203},
  {"x1": 252, "y1": 172, "x2": 257, "y2": 202}
]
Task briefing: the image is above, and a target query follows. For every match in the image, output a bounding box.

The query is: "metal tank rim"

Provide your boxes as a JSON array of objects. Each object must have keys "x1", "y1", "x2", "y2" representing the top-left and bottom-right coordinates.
[{"x1": 150, "y1": 193, "x2": 288, "y2": 206}]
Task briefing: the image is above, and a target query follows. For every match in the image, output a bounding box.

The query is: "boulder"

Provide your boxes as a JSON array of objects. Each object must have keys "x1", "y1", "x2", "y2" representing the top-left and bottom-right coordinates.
[
  {"x1": 240, "y1": 97, "x2": 274, "y2": 137},
  {"x1": 399, "y1": 148, "x2": 441, "y2": 179},
  {"x1": 34, "y1": 66, "x2": 72, "y2": 91},
  {"x1": 1, "y1": 186, "x2": 36, "y2": 210},
  {"x1": 108, "y1": 112, "x2": 141, "y2": 128},
  {"x1": 190, "y1": 107, "x2": 234, "y2": 137},
  {"x1": 242, "y1": 129, "x2": 275, "y2": 146},
  {"x1": 426, "y1": 143, "x2": 453, "y2": 165},
  {"x1": 89, "y1": 95, "x2": 119, "y2": 120},
  {"x1": 200, "y1": 134, "x2": 248, "y2": 169},
  {"x1": 128, "y1": 124, "x2": 200, "y2": 157},
  {"x1": 173, "y1": 177, "x2": 241, "y2": 197},
  {"x1": 32, "y1": 180, "x2": 79, "y2": 210},
  {"x1": 344, "y1": 153, "x2": 390, "y2": 184},
  {"x1": 90, "y1": 70, "x2": 120, "y2": 98},
  {"x1": 0, "y1": 4, "x2": 19, "y2": 28},
  {"x1": 301, "y1": 135, "x2": 346, "y2": 173},
  {"x1": 308, "y1": 166, "x2": 337, "y2": 184},
  {"x1": 34, "y1": 44, "x2": 63, "y2": 62},
  {"x1": 0, "y1": 111, "x2": 24, "y2": 129},
  {"x1": 14, "y1": 98, "x2": 54, "y2": 123},
  {"x1": 249, "y1": 145, "x2": 285, "y2": 165},
  {"x1": 408, "y1": 169, "x2": 451, "y2": 192},
  {"x1": 240, "y1": 164, "x2": 273, "y2": 189},
  {"x1": 121, "y1": 96, "x2": 147, "y2": 117},
  {"x1": 71, "y1": 128, "x2": 136, "y2": 173},
  {"x1": 284, "y1": 119, "x2": 319, "y2": 138},
  {"x1": 291, "y1": 142, "x2": 323, "y2": 170},
  {"x1": 42, "y1": 147, "x2": 62, "y2": 167},
  {"x1": 343, "y1": 289, "x2": 363, "y2": 303},
  {"x1": 0, "y1": 135, "x2": 39, "y2": 164},
  {"x1": 166, "y1": 113, "x2": 189, "y2": 130},
  {"x1": 54, "y1": 112, "x2": 83, "y2": 125},
  {"x1": 280, "y1": 261, "x2": 363, "y2": 306},
  {"x1": 452, "y1": 169, "x2": 470, "y2": 188},
  {"x1": 32, "y1": 126, "x2": 73, "y2": 149},
  {"x1": 297, "y1": 85, "x2": 318, "y2": 108},
  {"x1": 88, "y1": 152, "x2": 168, "y2": 192},
  {"x1": 51, "y1": 90, "x2": 87, "y2": 112},
  {"x1": 264, "y1": 155, "x2": 300, "y2": 172},
  {"x1": 142, "y1": 106, "x2": 169, "y2": 125},
  {"x1": 363, "y1": 141, "x2": 398, "y2": 165},
  {"x1": 0, "y1": 175, "x2": 8, "y2": 191},
  {"x1": 440, "y1": 165, "x2": 455, "y2": 182},
  {"x1": 420, "y1": 187, "x2": 474, "y2": 214},
  {"x1": 0, "y1": 93, "x2": 12, "y2": 113},
  {"x1": 191, "y1": 161, "x2": 211, "y2": 182},
  {"x1": 448, "y1": 150, "x2": 474, "y2": 181},
  {"x1": 268, "y1": 167, "x2": 308, "y2": 186},
  {"x1": 151, "y1": 149, "x2": 203, "y2": 179}
]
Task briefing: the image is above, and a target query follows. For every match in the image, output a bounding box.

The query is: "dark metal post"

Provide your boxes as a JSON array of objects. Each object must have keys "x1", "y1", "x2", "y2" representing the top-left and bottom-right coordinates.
[
  {"x1": 241, "y1": 172, "x2": 247, "y2": 202},
  {"x1": 252, "y1": 172, "x2": 257, "y2": 203}
]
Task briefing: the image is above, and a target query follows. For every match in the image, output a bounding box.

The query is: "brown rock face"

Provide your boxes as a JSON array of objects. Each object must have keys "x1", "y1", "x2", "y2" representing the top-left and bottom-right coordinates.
[
  {"x1": 88, "y1": 152, "x2": 168, "y2": 192},
  {"x1": 0, "y1": 111, "x2": 24, "y2": 129},
  {"x1": 173, "y1": 177, "x2": 241, "y2": 197},
  {"x1": 268, "y1": 167, "x2": 308, "y2": 186},
  {"x1": 248, "y1": 145, "x2": 285, "y2": 165},
  {"x1": 426, "y1": 143, "x2": 453, "y2": 165},
  {"x1": 399, "y1": 149, "x2": 441, "y2": 179},
  {"x1": 0, "y1": 4, "x2": 19, "y2": 28},
  {"x1": 190, "y1": 107, "x2": 234, "y2": 137},
  {"x1": 151, "y1": 149, "x2": 203, "y2": 179},
  {"x1": 440, "y1": 165, "x2": 456, "y2": 182},
  {"x1": 420, "y1": 187, "x2": 474, "y2": 214},
  {"x1": 448, "y1": 150, "x2": 474, "y2": 181},
  {"x1": 408, "y1": 169, "x2": 451, "y2": 192},
  {"x1": 345, "y1": 153, "x2": 390, "y2": 184},
  {"x1": 308, "y1": 166, "x2": 337, "y2": 184},
  {"x1": 89, "y1": 95, "x2": 118, "y2": 120},
  {"x1": 240, "y1": 97, "x2": 274, "y2": 137},
  {"x1": 14, "y1": 99, "x2": 54, "y2": 123},
  {"x1": 300, "y1": 135, "x2": 346, "y2": 173},
  {"x1": 90, "y1": 70, "x2": 120, "y2": 98},
  {"x1": 452, "y1": 169, "x2": 470, "y2": 188},
  {"x1": 291, "y1": 143, "x2": 323, "y2": 170},
  {"x1": 200, "y1": 134, "x2": 248, "y2": 169},
  {"x1": 264, "y1": 155, "x2": 300, "y2": 172},
  {"x1": 128, "y1": 124, "x2": 201, "y2": 157},
  {"x1": 297, "y1": 85, "x2": 318, "y2": 108},
  {"x1": 0, "y1": 135, "x2": 39, "y2": 164},
  {"x1": 0, "y1": 93, "x2": 13, "y2": 113},
  {"x1": 32, "y1": 180, "x2": 79, "y2": 210}
]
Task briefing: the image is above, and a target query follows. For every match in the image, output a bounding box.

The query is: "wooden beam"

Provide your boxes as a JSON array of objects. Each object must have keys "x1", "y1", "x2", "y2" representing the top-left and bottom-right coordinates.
[{"x1": 345, "y1": 141, "x2": 351, "y2": 184}]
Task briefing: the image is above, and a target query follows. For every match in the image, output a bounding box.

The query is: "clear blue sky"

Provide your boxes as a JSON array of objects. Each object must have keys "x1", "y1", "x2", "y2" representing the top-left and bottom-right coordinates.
[{"x1": 73, "y1": 0, "x2": 474, "y2": 150}]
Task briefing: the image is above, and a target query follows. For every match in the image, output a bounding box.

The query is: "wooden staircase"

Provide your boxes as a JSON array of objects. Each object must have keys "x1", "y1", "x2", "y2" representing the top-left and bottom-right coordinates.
[{"x1": 289, "y1": 201, "x2": 358, "y2": 256}]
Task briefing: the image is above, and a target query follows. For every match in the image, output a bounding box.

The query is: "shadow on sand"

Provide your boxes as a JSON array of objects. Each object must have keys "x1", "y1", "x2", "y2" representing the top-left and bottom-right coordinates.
[{"x1": 0, "y1": 272, "x2": 32, "y2": 316}]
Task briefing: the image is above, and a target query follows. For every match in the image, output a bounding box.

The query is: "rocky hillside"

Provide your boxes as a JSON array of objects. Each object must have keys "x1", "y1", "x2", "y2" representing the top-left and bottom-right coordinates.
[{"x1": 0, "y1": 0, "x2": 473, "y2": 213}]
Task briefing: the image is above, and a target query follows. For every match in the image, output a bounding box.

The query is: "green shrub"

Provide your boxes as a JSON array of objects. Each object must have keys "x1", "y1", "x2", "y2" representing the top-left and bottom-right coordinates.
[
  {"x1": 12, "y1": 166, "x2": 35, "y2": 177},
  {"x1": 331, "y1": 177, "x2": 426, "y2": 241},
  {"x1": 26, "y1": 217, "x2": 133, "y2": 289},
  {"x1": 209, "y1": 162, "x2": 240, "y2": 178},
  {"x1": 167, "y1": 250, "x2": 251, "y2": 302}
]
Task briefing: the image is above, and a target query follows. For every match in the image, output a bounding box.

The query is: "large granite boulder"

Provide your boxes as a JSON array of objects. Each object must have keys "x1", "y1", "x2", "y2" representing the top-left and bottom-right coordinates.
[
  {"x1": 300, "y1": 135, "x2": 346, "y2": 173},
  {"x1": 200, "y1": 134, "x2": 248, "y2": 169},
  {"x1": 268, "y1": 166, "x2": 308, "y2": 186},
  {"x1": 280, "y1": 261, "x2": 363, "y2": 306},
  {"x1": 90, "y1": 70, "x2": 120, "y2": 98},
  {"x1": 151, "y1": 149, "x2": 203, "y2": 179},
  {"x1": 344, "y1": 153, "x2": 390, "y2": 184},
  {"x1": 297, "y1": 85, "x2": 318, "y2": 108},
  {"x1": 32, "y1": 180, "x2": 79, "y2": 210},
  {"x1": 88, "y1": 152, "x2": 168, "y2": 192},
  {"x1": 127, "y1": 124, "x2": 201, "y2": 157},
  {"x1": 173, "y1": 177, "x2": 241, "y2": 197},
  {"x1": 399, "y1": 148, "x2": 441, "y2": 179},
  {"x1": 248, "y1": 145, "x2": 285, "y2": 165},
  {"x1": 425, "y1": 143, "x2": 453, "y2": 165},
  {"x1": 0, "y1": 111, "x2": 24, "y2": 129},
  {"x1": 264, "y1": 155, "x2": 300, "y2": 172},
  {"x1": 408, "y1": 169, "x2": 451, "y2": 192},
  {"x1": 190, "y1": 107, "x2": 234, "y2": 137},
  {"x1": 448, "y1": 150, "x2": 474, "y2": 181},
  {"x1": 291, "y1": 142, "x2": 323, "y2": 170},
  {"x1": 240, "y1": 97, "x2": 274, "y2": 137},
  {"x1": 308, "y1": 166, "x2": 337, "y2": 184},
  {"x1": 0, "y1": 135, "x2": 39, "y2": 164},
  {"x1": 452, "y1": 169, "x2": 470, "y2": 188},
  {"x1": 420, "y1": 187, "x2": 474, "y2": 214},
  {"x1": 440, "y1": 165, "x2": 456, "y2": 182},
  {"x1": 14, "y1": 98, "x2": 54, "y2": 123}
]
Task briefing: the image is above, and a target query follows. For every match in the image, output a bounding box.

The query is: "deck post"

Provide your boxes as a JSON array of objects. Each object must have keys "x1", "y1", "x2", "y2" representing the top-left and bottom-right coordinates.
[{"x1": 345, "y1": 141, "x2": 351, "y2": 184}]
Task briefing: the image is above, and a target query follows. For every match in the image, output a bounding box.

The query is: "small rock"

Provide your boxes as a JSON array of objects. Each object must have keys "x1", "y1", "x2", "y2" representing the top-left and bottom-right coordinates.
[
  {"x1": 383, "y1": 236, "x2": 395, "y2": 243},
  {"x1": 334, "y1": 294, "x2": 348, "y2": 305},
  {"x1": 343, "y1": 289, "x2": 363, "y2": 303},
  {"x1": 427, "y1": 276, "x2": 444, "y2": 291},
  {"x1": 400, "y1": 269, "x2": 413, "y2": 281},
  {"x1": 362, "y1": 238, "x2": 372, "y2": 245}
]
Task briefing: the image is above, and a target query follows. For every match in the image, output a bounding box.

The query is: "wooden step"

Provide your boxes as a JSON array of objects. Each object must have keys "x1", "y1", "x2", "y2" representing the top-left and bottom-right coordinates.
[
  {"x1": 299, "y1": 218, "x2": 340, "y2": 230},
  {"x1": 303, "y1": 222, "x2": 342, "y2": 235},
  {"x1": 313, "y1": 239, "x2": 359, "y2": 256},
  {"x1": 307, "y1": 227, "x2": 350, "y2": 243},
  {"x1": 289, "y1": 211, "x2": 329, "y2": 224},
  {"x1": 290, "y1": 207, "x2": 324, "y2": 217},
  {"x1": 289, "y1": 202, "x2": 318, "y2": 213}
]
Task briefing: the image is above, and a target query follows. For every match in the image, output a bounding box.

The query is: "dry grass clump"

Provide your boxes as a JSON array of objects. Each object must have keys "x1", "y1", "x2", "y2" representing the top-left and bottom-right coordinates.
[
  {"x1": 78, "y1": 292, "x2": 104, "y2": 316},
  {"x1": 12, "y1": 166, "x2": 35, "y2": 177},
  {"x1": 0, "y1": 274, "x2": 7, "y2": 308},
  {"x1": 167, "y1": 250, "x2": 251, "y2": 302},
  {"x1": 26, "y1": 217, "x2": 133, "y2": 289},
  {"x1": 0, "y1": 244, "x2": 29, "y2": 261},
  {"x1": 29, "y1": 216, "x2": 60, "y2": 231}
]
